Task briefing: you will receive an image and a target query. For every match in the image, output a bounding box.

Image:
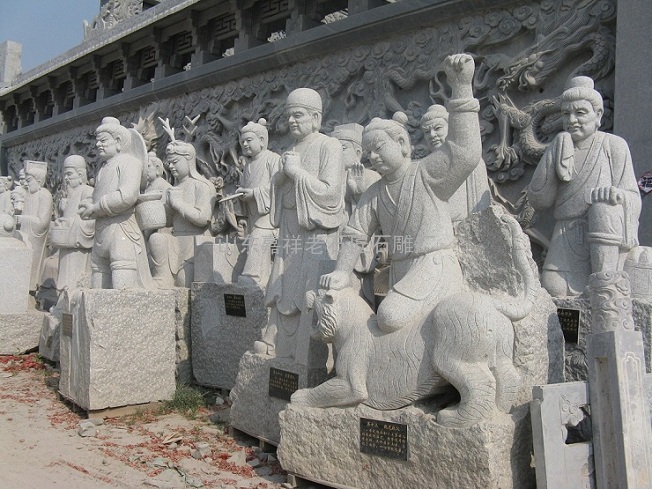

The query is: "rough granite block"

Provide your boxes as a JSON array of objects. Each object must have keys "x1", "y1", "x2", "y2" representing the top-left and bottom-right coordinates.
[
  {"x1": 0, "y1": 233, "x2": 31, "y2": 315},
  {"x1": 556, "y1": 297, "x2": 652, "y2": 381},
  {"x1": 0, "y1": 311, "x2": 45, "y2": 354},
  {"x1": 173, "y1": 287, "x2": 192, "y2": 385},
  {"x1": 278, "y1": 403, "x2": 535, "y2": 489},
  {"x1": 58, "y1": 289, "x2": 176, "y2": 411},
  {"x1": 39, "y1": 311, "x2": 60, "y2": 362},
  {"x1": 191, "y1": 283, "x2": 266, "y2": 390}
]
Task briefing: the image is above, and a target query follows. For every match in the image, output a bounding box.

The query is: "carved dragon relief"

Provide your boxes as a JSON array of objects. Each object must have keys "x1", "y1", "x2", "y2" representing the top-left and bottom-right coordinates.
[{"x1": 5, "y1": 0, "x2": 616, "y2": 241}]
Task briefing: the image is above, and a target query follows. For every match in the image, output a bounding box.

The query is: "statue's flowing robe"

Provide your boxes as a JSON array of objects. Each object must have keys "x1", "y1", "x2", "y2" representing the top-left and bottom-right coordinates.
[
  {"x1": 447, "y1": 157, "x2": 491, "y2": 225},
  {"x1": 21, "y1": 187, "x2": 53, "y2": 289}
]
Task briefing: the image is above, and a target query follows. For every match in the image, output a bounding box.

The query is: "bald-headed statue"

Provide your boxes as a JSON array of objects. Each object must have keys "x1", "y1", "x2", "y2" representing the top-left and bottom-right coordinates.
[{"x1": 527, "y1": 76, "x2": 641, "y2": 297}]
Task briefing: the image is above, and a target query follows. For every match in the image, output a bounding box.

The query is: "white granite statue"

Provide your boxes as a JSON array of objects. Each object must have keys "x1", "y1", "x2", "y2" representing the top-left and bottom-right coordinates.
[
  {"x1": 79, "y1": 116, "x2": 153, "y2": 289},
  {"x1": 16, "y1": 160, "x2": 53, "y2": 291},
  {"x1": 321, "y1": 54, "x2": 481, "y2": 333},
  {"x1": 330, "y1": 123, "x2": 380, "y2": 303},
  {"x1": 294, "y1": 213, "x2": 534, "y2": 427},
  {"x1": 420, "y1": 104, "x2": 491, "y2": 226},
  {"x1": 144, "y1": 152, "x2": 172, "y2": 194},
  {"x1": 527, "y1": 76, "x2": 641, "y2": 297},
  {"x1": 255, "y1": 88, "x2": 346, "y2": 358},
  {"x1": 0, "y1": 176, "x2": 13, "y2": 216},
  {"x1": 49, "y1": 155, "x2": 95, "y2": 291},
  {"x1": 148, "y1": 138, "x2": 216, "y2": 287},
  {"x1": 235, "y1": 118, "x2": 281, "y2": 288}
]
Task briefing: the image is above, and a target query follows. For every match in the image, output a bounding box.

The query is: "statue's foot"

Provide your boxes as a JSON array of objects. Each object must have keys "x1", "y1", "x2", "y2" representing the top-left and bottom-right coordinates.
[
  {"x1": 253, "y1": 340, "x2": 275, "y2": 357},
  {"x1": 436, "y1": 404, "x2": 492, "y2": 428}
]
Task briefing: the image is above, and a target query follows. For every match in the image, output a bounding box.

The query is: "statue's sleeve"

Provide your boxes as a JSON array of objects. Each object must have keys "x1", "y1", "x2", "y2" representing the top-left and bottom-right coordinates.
[
  {"x1": 98, "y1": 159, "x2": 142, "y2": 216},
  {"x1": 269, "y1": 171, "x2": 285, "y2": 229},
  {"x1": 178, "y1": 181, "x2": 216, "y2": 227},
  {"x1": 528, "y1": 134, "x2": 562, "y2": 210},
  {"x1": 35, "y1": 190, "x2": 53, "y2": 236},
  {"x1": 72, "y1": 186, "x2": 95, "y2": 246},
  {"x1": 421, "y1": 98, "x2": 482, "y2": 201},
  {"x1": 294, "y1": 138, "x2": 345, "y2": 230},
  {"x1": 609, "y1": 136, "x2": 641, "y2": 247},
  {"x1": 252, "y1": 152, "x2": 280, "y2": 216},
  {"x1": 342, "y1": 182, "x2": 381, "y2": 245}
]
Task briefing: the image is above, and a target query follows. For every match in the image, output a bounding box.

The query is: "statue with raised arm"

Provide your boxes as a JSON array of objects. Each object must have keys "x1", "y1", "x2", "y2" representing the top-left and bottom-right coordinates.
[
  {"x1": 527, "y1": 76, "x2": 641, "y2": 297},
  {"x1": 235, "y1": 118, "x2": 280, "y2": 288},
  {"x1": 17, "y1": 161, "x2": 53, "y2": 291},
  {"x1": 321, "y1": 54, "x2": 482, "y2": 334},
  {"x1": 50, "y1": 155, "x2": 95, "y2": 291},
  {"x1": 148, "y1": 140, "x2": 216, "y2": 287},
  {"x1": 79, "y1": 116, "x2": 153, "y2": 289},
  {"x1": 255, "y1": 88, "x2": 346, "y2": 358},
  {"x1": 420, "y1": 104, "x2": 491, "y2": 227}
]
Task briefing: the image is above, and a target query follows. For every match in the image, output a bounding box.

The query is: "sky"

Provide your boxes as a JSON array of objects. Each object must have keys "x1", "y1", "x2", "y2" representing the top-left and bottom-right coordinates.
[{"x1": 0, "y1": 0, "x2": 100, "y2": 73}]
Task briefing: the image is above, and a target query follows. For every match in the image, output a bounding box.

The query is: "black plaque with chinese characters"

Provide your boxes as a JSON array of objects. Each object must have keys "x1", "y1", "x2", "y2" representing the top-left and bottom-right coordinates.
[
  {"x1": 557, "y1": 308, "x2": 581, "y2": 343},
  {"x1": 61, "y1": 313, "x2": 73, "y2": 337},
  {"x1": 224, "y1": 293, "x2": 246, "y2": 317},
  {"x1": 359, "y1": 418, "x2": 408, "y2": 461},
  {"x1": 268, "y1": 367, "x2": 299, "y2": 401}
]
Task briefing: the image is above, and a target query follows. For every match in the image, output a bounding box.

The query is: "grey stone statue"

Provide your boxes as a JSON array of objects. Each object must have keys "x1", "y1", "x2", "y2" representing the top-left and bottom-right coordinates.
[
  {"x1": 16, "y1": 160, "x2": 53, "y2": 291},
  {"x1": 0, "y1": 176, "x2": 13, "y2": 216},
  {"x1": 420, "y1": 104, "x2": 491, "y2": 227},
  {"x1": 235, "y1": 118, "x2": 280, "y2": 288},
  {"x1": 527, "y1": 76, "x2": 642, "y2": 297},
  {"x1": 50, "y1": 155, "x2": 95, "y2": 291},
  {"x1": 79, "y1": 116, "x2": 153, "y2": 289}
]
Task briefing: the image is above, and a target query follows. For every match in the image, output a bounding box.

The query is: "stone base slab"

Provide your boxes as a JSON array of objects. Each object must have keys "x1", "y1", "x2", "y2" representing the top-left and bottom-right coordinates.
[
  {"x1": 39, "y1": 311, "x2": 60, "y2": 362},
  {"x1": 173, "y1": 287, "x2": 192, "y2": 385},
  {"x1": 278, "y1": 403, "x2": 534, "y2": 489},
  {"x1": 191, "y1": 282, "x2": 267, "y2": 390},
  {"x1": 58, "y1": 289, "x2": 176, "y2": 411},
  {"x1": 0, "y1": 310, "x2": 45, "y2": 354}
]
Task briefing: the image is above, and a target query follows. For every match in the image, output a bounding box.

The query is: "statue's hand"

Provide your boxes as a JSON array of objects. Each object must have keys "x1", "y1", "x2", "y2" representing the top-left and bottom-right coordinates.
[
  {"x1": 443, "y1": 53, "x2": 475, "y2": 87},
  {"x1": 78, "y1": 201, "x2": 97, "y2": 220},
  {"x1": 236, "y1": 187, "x2": 254, "y2": 200},
  {"x1": 591, "y1": 185, "x2": 625, "y2": 206},
  {"x1": 282, "y1": 151, "x2": 301, "y2": 178},
  {"x1": 166, "y1": 187, "x2": 183, "y2": 209},
  {"x1": 347, "y1": 163, "x2": 365, "y2": 195},
  {"x1": 236, "y1": 219, "x2": 247, "y2": 239},
  {"x1": 319, "y1": 270, "x2": 350, "y2": 290}
]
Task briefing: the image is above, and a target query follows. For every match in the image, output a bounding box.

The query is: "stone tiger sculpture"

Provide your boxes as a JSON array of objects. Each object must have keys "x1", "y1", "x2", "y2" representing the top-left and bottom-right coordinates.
[{"x1": 291, "y1": 214, "x2": 536, "y2": 428}]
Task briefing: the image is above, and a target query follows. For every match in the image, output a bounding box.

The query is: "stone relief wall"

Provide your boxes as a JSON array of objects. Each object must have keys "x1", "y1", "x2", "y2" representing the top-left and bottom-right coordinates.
[{"x1": 4, "y1": 0, "x2": 616, "y2": 233}]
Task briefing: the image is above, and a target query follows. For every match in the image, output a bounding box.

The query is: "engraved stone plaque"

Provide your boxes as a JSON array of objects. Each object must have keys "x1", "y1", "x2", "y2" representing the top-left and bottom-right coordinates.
[
  {"x1": 268, "y1": 367, "x2": 299, "y2": 401},
  {"x1": 557, "y1": 308, "x2": 581, "y2": 344},
  {"x1": 359, "y1": 418, "x2": 408, "y2": 461},
  {"x1": 224, "y1": 293, "x2": 246, "y2": 317},
  {"x1": 62, "y1": 313, "x2": 73, "y2": 337}
]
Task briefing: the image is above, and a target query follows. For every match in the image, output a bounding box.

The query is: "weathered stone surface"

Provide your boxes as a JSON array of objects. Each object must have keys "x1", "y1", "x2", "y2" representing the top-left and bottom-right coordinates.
[
  {"x1": 58, "y1": 289, "x2": 176, "y2": 410},
  {"x1": 556, "y1": 297, "x2": 652, "y2": 381},
  {"x1": 173, "y1": 287, "x2": 192, "y2": 385},
  {"x1": 0, "y1": 232, "x2": 31, "y2": 315},
  {"x1": 193, "y1": 238, "x2": 244, "y2": 284},
  {"x1": 278, "y1": 403, "x2": 534, "y2": 489},
  {"x1": 0, "y1": 310, "x2": 45, "y2": 354},
  {"x1": 230, "y1": 352, "x2": 307, "y2": 445},
  {"x1": 192, "y1": 283, "x2": 266, "y2": 390},
  {"x1": 39, "y1": 311, "x2": 60, "y2": 362}
]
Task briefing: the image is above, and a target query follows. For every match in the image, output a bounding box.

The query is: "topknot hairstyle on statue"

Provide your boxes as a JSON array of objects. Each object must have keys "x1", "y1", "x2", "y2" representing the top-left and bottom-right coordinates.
[
  {"x1": 96, "y1": 116, "x2": 131, "y2": 144},
  {"x1": 240, "y1": 118, "x2": 269, "y2": 147},
  {"x1": 362, "y1": 112, "x2": 411, "y2": 158},
  {"x1": 561, "y1": 76, "x2": 604, "y2": 113},
  {"x1": 420, "y1": 104, "x2": 449, "y2": 127}
]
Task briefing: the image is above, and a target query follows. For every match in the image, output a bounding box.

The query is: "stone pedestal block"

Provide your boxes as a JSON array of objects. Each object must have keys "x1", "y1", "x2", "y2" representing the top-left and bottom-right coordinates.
[
  {"x1": 0, "y1": 310, "x2": 45, "y2": 354},
  {"x1": 173, "y1": 287, "x2": 192, "y2": 385},
  {"x1": 230, "y1": 352, "x2": 314, "y2": 445},
  {"x1": 39, "y1": 310, "x2": 61, "y2": 362},
  {"x1": 278, "y1": 403, "x2": 535, "y2": 489},
  {"x1": 0, "y1": 233, "x2": 31, "y2": 315},
  {"x1": 193, "y1": 237, "x2": 245, "y2": 284},
  {"x1": 191, "y1": 283, "x2": 267, "y2": 390},
  {"x1": 556, "y1": 297, "x2": 652, "y2": 381},
  {"x1": 58, "y1": 289, "x2": 176, "y2": 411}
]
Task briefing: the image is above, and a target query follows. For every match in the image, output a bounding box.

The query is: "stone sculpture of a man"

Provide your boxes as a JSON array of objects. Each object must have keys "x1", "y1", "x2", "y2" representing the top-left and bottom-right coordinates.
[
  {"x1": 0, "y1": 176, "x2": 13, "y2": 216},
  {"x1": 236, "y1": 118, "x2": 280, "y2": 288},
  {"x1": 320, "y1": 54, "x2": 482, "y2": 333},
  {"x1": 256, "y1": 88, "x2": 346, "y2": 358},
  {"x1": 527, "y1": 76, "x2": 641, "y2": 297},
  {"x1": 149, "y1": 140, "x2": 216, "y2": 287},
  {"x1": 144, "y1": 152, "x2": 172, "y2": 194},
  {"x1": 50, "y1": 155, "x2": 95, "y2": 291},
  {"x1": 420, "y1": 104, "x2": 490, "y2": 226},
  {"x1": 79, "y1": 116, "x2": 153, "y2": 289},
  {"x1": 17, "y1": 160, "x2": 53, "y2": 291}
]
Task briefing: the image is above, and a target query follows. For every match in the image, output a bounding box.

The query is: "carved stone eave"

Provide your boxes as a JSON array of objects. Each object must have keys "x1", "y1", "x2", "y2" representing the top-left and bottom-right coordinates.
[{"x1": 0, "y1": 0, "x2": 514, "y2": 147}]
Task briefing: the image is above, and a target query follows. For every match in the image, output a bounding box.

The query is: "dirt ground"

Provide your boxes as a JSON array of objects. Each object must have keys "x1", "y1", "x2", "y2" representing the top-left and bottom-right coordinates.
[{"x1": 0, "y1": 354, "x2": 287, "y2": 489}]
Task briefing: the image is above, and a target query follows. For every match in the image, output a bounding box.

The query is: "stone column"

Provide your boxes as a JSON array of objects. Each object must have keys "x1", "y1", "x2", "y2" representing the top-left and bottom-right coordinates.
[{"x1": 586, "y1": 271, "x2": 652, "y2": 488}]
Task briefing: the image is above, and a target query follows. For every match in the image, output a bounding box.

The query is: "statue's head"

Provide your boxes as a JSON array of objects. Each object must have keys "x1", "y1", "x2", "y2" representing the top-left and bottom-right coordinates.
[
  {"x1": 95, "y1": 117, "x2": 130, "y2": 160},
  {"x1": 165, "y1": 140, "x2": 197, "y2": 182},
  {"x1": 560, "y1": 76, "x2": 604, "y2": 143},
  {"x1": 240, "y1": 118, "x2": 269, "y2": 158},
  {"x1": 331, "y1": 123, "x2": 363, "y2": 170},
  {"x1": 63, "y1": 155, "x2": 88, "y2": 189},
  {"x1": 24, "y1": 160, "x2": 47, "y2": 193},
  {"x1": 286, "y1": 88, "x2": 322, "y2": 140},
  {"x1": 11, "y1": 188, "x2": 25, "y2": 212},
  {"x1": 146, "y1": 152, "x2": 166, "y2": 183},
  {"x1": 362, "y1": 112, "x2": 411, "y2": 178},
  {"x1": 420, "y1": 104, "x2": 449, "y2": 151},
  {"x1": 0, "y1": 176, "x2": 10, "y2": 193},
  {"x1": 17, "y1": 168, "x2": 26, "y2": 187}
]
